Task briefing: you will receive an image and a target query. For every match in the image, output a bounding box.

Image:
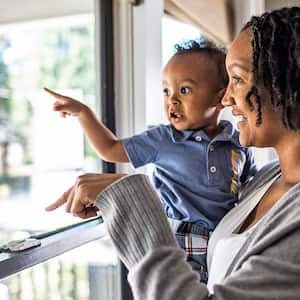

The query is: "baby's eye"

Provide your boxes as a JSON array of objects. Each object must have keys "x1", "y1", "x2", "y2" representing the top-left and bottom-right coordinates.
[
  {"x1": 232, "y1": 76, "x2": 242, "y2": 85},
  {"x1": 180, "y1": 87, "x2": 191, "y2": 94},
  {"x1": 163, "y1": 88, "x2": 170, "y2": 96}
]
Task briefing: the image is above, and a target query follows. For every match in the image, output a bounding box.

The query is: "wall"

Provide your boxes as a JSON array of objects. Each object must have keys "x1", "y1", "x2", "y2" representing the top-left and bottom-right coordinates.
[
  {"x1": 0, "y1": 0, "x2": 93, "y2": 24},
  {"x1": 266, "y1": 0, "x2": 300, "y2": 10}
]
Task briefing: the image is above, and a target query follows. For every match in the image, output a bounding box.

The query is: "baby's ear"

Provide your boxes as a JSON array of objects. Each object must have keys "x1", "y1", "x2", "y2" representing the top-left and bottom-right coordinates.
[{"x1": 216, "y1": 88, "x2": 226, "y2": 110}]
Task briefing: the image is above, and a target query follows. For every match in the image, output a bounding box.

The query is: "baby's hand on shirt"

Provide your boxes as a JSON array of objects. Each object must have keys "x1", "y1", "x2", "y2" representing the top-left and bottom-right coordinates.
[{"x1": 44, "y1": 87, "x2": 87, "y2": 118}]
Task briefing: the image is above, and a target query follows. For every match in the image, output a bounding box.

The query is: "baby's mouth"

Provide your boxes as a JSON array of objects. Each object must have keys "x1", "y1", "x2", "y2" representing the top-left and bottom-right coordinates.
[{"x1": 170, "y1": 111, "x2": 183, "y2": 120}]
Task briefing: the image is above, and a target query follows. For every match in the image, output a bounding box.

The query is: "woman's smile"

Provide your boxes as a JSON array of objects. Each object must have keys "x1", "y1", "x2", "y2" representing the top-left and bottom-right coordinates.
[{"x1": 232, "y1": 110, "x2": 248, "y2": 130}]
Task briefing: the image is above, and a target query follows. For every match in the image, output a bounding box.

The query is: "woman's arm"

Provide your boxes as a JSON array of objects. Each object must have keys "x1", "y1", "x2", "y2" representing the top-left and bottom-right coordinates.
[
  {"x1": 96, "y1": 174, "x2": 210, "y2": 299},
  {"x1": 97, "y1": 174, "x2": 300, "y2": 300},
  {"x1": 46, "y1": 172, "x2": 300, "y2": 299}
]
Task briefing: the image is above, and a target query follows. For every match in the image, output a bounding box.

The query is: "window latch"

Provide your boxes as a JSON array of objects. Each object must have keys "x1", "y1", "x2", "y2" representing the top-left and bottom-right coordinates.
[
  {"x1": 0, "y1": 238, "x2": 41, "y2": 253},
  {"x1": 128, "y1": 0, "x2": 140, "y2": 6}
]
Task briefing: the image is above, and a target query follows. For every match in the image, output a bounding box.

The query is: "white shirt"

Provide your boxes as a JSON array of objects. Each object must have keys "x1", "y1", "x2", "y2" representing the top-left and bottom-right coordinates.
[{"x1": 207, "y1": 173, "x2": 280, "y2": 293}]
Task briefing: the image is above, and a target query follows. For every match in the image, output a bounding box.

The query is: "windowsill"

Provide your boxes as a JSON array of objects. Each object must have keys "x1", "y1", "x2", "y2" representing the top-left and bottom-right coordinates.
[{"x1": 0, "y1": 217, "x2": 106, "y2": 280}]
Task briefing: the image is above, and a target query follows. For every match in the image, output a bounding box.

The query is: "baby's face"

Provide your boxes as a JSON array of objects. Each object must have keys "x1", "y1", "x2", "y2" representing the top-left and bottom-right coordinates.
[{"x1": 162, "y1": 53, "x2": 223, "y2": 132}]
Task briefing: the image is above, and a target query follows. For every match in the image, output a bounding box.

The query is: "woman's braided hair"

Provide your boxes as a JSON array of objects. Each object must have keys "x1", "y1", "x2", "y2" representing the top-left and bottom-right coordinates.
[{"x1": 243, "y1": 7, "x2": 300, "y2": 130}]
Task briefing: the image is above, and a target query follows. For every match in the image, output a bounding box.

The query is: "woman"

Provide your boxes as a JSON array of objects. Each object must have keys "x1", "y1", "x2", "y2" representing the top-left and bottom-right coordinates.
[{"x1": 46, "y1": 7, "x2": 300, "y2": 299}]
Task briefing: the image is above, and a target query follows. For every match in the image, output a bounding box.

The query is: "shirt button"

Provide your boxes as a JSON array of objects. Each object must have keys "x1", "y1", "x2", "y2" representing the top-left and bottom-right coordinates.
[
  {"x1": 195, "y1": 136, "x2": 202, "y2": 142},
  {"x1": 210, "y1": 166, "x2": 217, "y2": 173},
  {"x1": 209, "y1": 145, "x2": 214, "y2": 152}
]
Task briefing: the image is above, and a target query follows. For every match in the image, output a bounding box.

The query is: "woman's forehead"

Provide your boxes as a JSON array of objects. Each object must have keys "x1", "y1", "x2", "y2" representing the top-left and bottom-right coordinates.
[{"x1": 226, "y1": 29, "x2": 253, "y2": 70}]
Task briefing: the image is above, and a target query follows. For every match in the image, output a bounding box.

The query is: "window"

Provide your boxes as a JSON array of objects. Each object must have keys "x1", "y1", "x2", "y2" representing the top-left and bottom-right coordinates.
[
  {"x1": 0, "y1": 3, "x2": 119, "y2": 299},
  {"x1": 0, "y1": 15, "x2": 97, "y2": 230}
]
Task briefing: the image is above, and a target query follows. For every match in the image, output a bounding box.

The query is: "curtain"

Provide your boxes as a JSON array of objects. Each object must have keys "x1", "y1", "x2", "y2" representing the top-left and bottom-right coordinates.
[{"x1": 164, "y1": 0, "x2": 233, "y2": 44}]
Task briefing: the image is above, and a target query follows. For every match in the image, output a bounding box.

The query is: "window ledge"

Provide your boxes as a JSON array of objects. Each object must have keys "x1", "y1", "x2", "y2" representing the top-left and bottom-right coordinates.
[{"x1": 0, "y1": 217, "x2": 105, "y2": 279}]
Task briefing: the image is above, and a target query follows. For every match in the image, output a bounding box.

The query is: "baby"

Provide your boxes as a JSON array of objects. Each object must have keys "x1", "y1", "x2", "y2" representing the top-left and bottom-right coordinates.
[{"x1": 45, "y1": 39, "x2": 257, "y2": 282}]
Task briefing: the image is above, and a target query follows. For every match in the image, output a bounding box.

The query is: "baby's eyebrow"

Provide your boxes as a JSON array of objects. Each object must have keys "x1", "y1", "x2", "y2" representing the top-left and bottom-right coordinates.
[
  {"x1": 171, "y1": 78, "x2": 199, "y2": 86},
  {"x1": 162, "y1": 78, "x2": 198, "y2": 85},
  {"x1": 228, "y1": 63, "x2": 251, "y2": 73}
]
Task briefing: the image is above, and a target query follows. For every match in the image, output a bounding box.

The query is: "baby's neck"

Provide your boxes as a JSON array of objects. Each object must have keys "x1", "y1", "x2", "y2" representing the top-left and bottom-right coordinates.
[{"x1": 201, "y1": 124, "x2": 223, "y2": 140}]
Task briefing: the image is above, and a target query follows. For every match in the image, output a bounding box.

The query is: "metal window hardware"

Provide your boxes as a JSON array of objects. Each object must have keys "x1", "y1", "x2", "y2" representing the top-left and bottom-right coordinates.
[
  {"x1": 128, "y1": 0, "x2": 140, "y2": 6},
  {"x1": 0, "y1": 238, "x2": 41, "y2": 253},
  {"x1": 0, "y1": 217, "x2": 103, "y2": 253}
]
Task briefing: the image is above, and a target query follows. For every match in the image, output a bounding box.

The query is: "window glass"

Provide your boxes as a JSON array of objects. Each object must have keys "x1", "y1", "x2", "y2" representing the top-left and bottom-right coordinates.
[
  {"x1": 0, "y1": 11, "x2": 118, "y2": 300},
  {"x1": 0, "y1": 15, "x2": 97, "y2": 233},
  {"x1": 162, "y1": 16, "x2": 202, "y2": 67}
]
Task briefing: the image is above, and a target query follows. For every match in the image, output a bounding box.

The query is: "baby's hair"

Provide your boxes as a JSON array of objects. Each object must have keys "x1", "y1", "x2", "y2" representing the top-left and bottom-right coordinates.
[
  {"x1": 243, "y1": 7, "x2": 300, "y2": 130},
  {"x1": 173, "y1": 38, "x2": 228, "y2": 90}
]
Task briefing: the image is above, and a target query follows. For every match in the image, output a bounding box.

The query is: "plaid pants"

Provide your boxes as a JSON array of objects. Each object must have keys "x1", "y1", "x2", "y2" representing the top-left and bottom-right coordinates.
[{"x1": 175, "y1": 222, "x2": 210, "y2": 283}]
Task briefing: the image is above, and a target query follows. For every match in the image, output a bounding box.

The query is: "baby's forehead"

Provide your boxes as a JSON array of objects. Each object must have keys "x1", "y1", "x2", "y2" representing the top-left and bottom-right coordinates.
[
  {"x1": 164, "y1": 52, "x2": 220, "y2": 76},
  {"x1": 172, "y1": 51, "x2": 215, "y2": 63}
]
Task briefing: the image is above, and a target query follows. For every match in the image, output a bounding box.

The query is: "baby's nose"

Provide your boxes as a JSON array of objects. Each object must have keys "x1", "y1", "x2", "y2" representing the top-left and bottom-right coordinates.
[{"x1": 168, "y1": 97, "x2": 179, "y2": 105}]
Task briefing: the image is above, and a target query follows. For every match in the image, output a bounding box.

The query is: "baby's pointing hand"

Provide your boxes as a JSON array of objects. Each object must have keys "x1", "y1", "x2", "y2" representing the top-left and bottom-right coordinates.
[{"x1": 44, "y1": 87, "x2": 86, "y2": 118}]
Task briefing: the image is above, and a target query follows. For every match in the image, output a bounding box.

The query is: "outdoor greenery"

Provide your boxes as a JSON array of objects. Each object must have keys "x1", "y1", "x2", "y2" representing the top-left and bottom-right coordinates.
[{"x1": 0, "y1": 22, "x2": 96, "y2": 196}]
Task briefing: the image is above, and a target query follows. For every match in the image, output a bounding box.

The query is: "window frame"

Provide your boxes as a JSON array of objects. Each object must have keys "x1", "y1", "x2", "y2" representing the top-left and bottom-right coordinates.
[
  {"x1": 0, "y1": 0, "x2": 115, "y2": 283},
  {"x1": 0, "y1": 217, "x2": 105, "y2": 280}
]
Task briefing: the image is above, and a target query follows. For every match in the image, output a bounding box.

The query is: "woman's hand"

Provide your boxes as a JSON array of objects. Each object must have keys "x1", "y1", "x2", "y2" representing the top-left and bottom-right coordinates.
[{"x1": 45, "y1": 173, "x2": 127, "y2": 219}]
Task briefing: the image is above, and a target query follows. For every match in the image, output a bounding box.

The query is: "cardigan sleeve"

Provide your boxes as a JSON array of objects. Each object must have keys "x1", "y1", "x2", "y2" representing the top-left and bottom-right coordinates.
[{"x1": 95, "y1": 173, "x2": 300, "y2": 300}]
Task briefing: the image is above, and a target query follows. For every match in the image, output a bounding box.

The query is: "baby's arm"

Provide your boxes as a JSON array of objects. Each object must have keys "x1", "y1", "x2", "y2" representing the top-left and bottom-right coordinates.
[{"x1": 44, "y1": 88, "x2": 129, "y2": 163}]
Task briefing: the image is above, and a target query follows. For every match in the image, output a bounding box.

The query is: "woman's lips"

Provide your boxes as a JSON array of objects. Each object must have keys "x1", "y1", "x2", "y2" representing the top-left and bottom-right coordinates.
[{"x1": 233, "y1": 114, "x2": 247, "y2": 130}]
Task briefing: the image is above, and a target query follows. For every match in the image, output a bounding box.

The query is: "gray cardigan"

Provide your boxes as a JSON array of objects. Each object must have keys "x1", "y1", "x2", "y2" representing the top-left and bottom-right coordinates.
[{"x1": 96, "y1": 161, "x2": 300, "y2": 300}]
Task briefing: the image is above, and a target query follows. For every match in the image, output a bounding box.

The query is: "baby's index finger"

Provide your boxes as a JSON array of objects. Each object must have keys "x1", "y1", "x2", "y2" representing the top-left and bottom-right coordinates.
[{"x1": 44, "y1": 87, "x2": 66, "y2": 100}]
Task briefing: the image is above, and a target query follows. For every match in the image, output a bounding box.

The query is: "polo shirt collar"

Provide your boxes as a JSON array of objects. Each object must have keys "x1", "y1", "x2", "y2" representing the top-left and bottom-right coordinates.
[
  {"x1": 213, "y1": 120, "x2": 240, "y2": 146},
  {"x1": 170, "y1": 126, "x2": 205, "y2": 142},
  {"x1": 170, "y1": 120, "x2": 240, "y2": 146}
]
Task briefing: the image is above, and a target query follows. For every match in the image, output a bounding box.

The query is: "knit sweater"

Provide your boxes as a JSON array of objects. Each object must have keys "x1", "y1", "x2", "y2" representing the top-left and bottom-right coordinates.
[{"x1": 96, "y1": 161, "x2": 300, "y2": 300}]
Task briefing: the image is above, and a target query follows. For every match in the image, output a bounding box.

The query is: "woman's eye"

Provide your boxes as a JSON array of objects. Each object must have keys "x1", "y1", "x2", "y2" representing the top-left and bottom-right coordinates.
[
  {"x1": 163, "y1": 88, "x2": 170, "y2": 96},
  {"x1": 180, "y1": 87, "x2": 191, "y2": 94}
]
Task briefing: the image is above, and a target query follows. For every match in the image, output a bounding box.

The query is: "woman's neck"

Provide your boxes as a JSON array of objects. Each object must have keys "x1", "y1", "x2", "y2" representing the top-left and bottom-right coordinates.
[{"x1": 276, "y1": 133, "x2": 300, "y2": 184}]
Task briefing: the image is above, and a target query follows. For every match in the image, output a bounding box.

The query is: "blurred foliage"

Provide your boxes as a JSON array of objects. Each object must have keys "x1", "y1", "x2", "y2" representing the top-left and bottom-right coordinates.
[
  {"x1": 0, "y1": 20, "x2": 97, "y2": 179},
  {"x1": 0, "y1": 36, "x2": 11, "y2": 114},
  {"x1": 38, "y1": 26, "x2": 95, "y2": 97},
  {"x1": 36, "y1": 25, "x2": 97, "y2": 163}
]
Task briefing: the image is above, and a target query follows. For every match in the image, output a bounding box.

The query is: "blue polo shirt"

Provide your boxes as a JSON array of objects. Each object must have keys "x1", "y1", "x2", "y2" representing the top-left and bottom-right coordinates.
[{"x1": 122, "y1": 120, "x2": 257, "y2": 230}]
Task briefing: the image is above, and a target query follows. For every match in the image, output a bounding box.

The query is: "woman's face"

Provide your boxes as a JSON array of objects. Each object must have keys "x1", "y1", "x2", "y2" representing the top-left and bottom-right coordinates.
[{"x1": 222, "y1": 28, "x2": 285, "y2": 148}]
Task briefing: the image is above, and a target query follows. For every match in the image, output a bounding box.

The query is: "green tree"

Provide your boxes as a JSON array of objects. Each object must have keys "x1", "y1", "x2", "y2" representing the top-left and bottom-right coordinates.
[
  {"x1": 38, "y1": 25, "x2": 95, "y2": 96},
  {"x1": 0, "y1": 36, "x2": 11, "y2": 114},
  {"x1": 37, "y1": 25, "x2": 96, "y2": 163},
  {"x1": 0, "y1": 36, "x2": 12, "y2": 176}
]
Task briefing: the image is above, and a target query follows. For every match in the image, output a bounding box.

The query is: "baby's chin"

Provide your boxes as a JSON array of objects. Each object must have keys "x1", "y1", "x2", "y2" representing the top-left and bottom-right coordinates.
[{"x1": 169, "y1": 121, "x2": 190, "y2": 131}]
